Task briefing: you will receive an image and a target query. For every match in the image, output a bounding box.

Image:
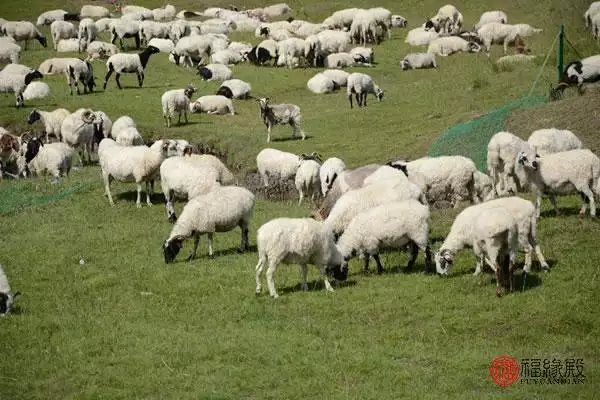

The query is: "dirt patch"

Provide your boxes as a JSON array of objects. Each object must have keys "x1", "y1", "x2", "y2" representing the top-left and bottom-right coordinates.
[{"x1": 243, "y1": 173, "x2": 299, "y2": 201}]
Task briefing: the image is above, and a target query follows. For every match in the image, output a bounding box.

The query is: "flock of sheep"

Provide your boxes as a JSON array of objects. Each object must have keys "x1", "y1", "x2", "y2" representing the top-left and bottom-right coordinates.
[{"x1": 0, "y1": 2, "x2": 599, "y2": 313}]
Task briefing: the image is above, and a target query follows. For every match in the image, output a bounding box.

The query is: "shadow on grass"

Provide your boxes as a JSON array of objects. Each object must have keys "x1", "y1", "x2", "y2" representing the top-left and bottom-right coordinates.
[
  {"x1": 116, "y1": 191, "x2": 166, "y2": 205},
  {"x1": 171, "y1": 245, "x2": 259, "y2": 264},
  {"x1": 279, "y1": 279, "x2": 357, "y2": 295},
  {"x1": 539, "y1": 206, "x2": 599, "y2": 219},
  {"x1": 270, "y1": 135, "x2": 313, "y2": 142}
]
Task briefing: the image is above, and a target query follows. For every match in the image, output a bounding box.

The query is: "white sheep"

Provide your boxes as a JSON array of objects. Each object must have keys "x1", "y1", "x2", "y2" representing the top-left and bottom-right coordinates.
[
  {"x1": 0, "y1": 69, "x2": 44, "y2": 107},
  {"x1": 95, "y1": 18, "x2": 119, "y2": 33},
  {"x1": 189, "y1": 95, "x2": 235, "y2": 115},
  {"x1": 85, "y1": 41, "x2": 119, "y2": 62},
  {"x1": 80, "y1": 5, "x2": 110, "y2": 20},
  {"x1": 254, "y1": 218, "x2": 348, "y2": 298},
  {"x1": 405, "y1": 27, "x2": 439, "y2": 47},
  {"x1": 435, "y1": 205, "x2": 519, "y2": 296},
  {"x1": 400, "y1": 53, "x2": 437, "y2": 70},
  {"x1": 350, "y1": 9, "x2": 381, "y2": 45},
  {"x1": 256, "y1": 97, "x2": 305, "y2": 142},
  {"x1": 1, "y1": 21, "x2": 48, "y2": 50},
  {"x1": 323, "y1": 8, "x2": 362, "y2": 30},
  {"x1": 60, "y1": 108, "x2": 103, "y2": 166},
  {"x1": 228, "y1": 41, "x2": 253, "y2": 54},
  {"x1": 585, "y1": 2, "x2": 600, "y2": 28},
  {"x1": 103, "y1": 45, "x2": 160, "y2": 90},
  {"x1": 211, "y1": 49, "x2": 244, "y2": 65},
  {"x1": 0, "y1": 264, "x2": 20, "y2": 316},
  {"x1": 295, "y1": 153, "x2": 322, "y2": 204},
  {"x1": 93, "y1": 110, "x2": 112, "y2": 139},
  {"x1": 368, "y1": 7, "x2": 393, "y2": 39},
  {"x1": 495, "y1": 54, "x2": 536, "y2": 66},
  {"x1": 276, "y1": 37, "x2": 306, "y2": 68},
  {"x1": 138, "y1": 21, "x2": 170, "y2": 46},
  {"x1": 22, "y1": 82, "x2": 50, "y2": 101},
  {"x1": 216, "y1": 79, "x2": 252, "y2": 99},
  {"x1": 162, "y1": 186, "x2": 255, "y2": 262},
  {"x1": 319, "y1": 157, "x2": 346, "y2": 196},
  {"x1": 147, "y1": 38, "x2": 174, "y2": 54},
  {"x1": 185, "y1": 154, "x2": 235, "y2": 185},
  {"x1": 337, "y1": 199, "x2": 432, "y2": 274},
  {"x1": 427, "y1": 37, "x2": 481, "y2": 56},
  {"x1": 425, "y1": 4, "x2": 463, "y2": 35},
  {"x1": 559, "y1": 55, "x2": 600, "y2": 91},
  {"x1": 477, "y1": 23, "x2": 542, "y2": 54},
  {"x1": 307, "y1": 72, "x2": 337, "y2": 94},
  {"x1": 50, "y1": 20, "x2": 76, "y2": 50},
  {"x1": 1, "y1": 63, "x2": 34, "y2": 76},
  {"x1": 27, "y1": 108, "x2": 70, "y2": 142},
  {"x1": 262, "y1": 3, "x2": 292, "y2": 19},
  {"x1": 168, "y1": 19, "x2": 190, "y2": 43},
  {"x1": 256, "y1": 148, "x2": 300, "y2": 187},
  {"x1": 171, "y1": 35, "x2": 213, "y2": 67},
  {"x1": 120, "y1": 5, "x2": 153, "y2": 20},
  {"x1": 473, "y1": 170, "x2": 495, "y2": 203},
  {"x1": 109, "y1": 19, "x2": 141, "y2": 50},
  {"x1": 25, "y1": 138, "x2": 73, "y2": 184},
  {"x1": 230, "y1": 16, "x2": 260, "y2": 33},
  {"x1": 110, "y1": 115, "x2": 136, "y2": 138},
  {"x1": 197, "y1": 63, "x2": 233, "y2": 82},
  {"x1": 36, "y1": 9, "x2": 76, "y2": 26},
  {"x1": 78, "y1": 18, "x2": 98, "y2": 52},
  {"x1": 391, "y1": 15, "x2": 408, "y2": 28},
  {"x1": 246, "y1": 38, "x2": 278, "y2": 66},
  {"x1": 527, "y1": 129, "x2": 583, "y2": 156},
  {"x1": 65, "y1": 58, "x2": 95, "y2": 95},
  {"x1": 324, "y1": 52, "x2": 368, "y2": 68},
  {"x1": 349, "y1": 46, "x2": 374, "y2": 63},
  {"x1": 321, "y1": 69, "x2": 350, "y2": 87},
  {"x1": 346, "y1": 72, "x2": 384, "y2": 108},
  {"x1": 0, "y1": 41, "x2": 20, "y2": 64},
  {"x1": 294, "y1": 22, "x2": 326, "y2": 38},
  {"x1": 153, "y1": 4, "x2": 177, "y2": 21},
  {"x1": 517, "y1": 149, "x2": 600, "y2": 218},
  {"x1": 473, "y1": 11, "x2": 508, "y2": 31},
  {"x1": 161, "y1": 85, "x2": 197, "y2": 127},
  {"x1": 56, "y1": 38, "x2": 86, "y2": 52},
  {"x1": 305, "y1": 30, "x2": 352, "y2": 66},
  {"x1": 487, "y1": 131, "x2": 538, "y2": 195}
]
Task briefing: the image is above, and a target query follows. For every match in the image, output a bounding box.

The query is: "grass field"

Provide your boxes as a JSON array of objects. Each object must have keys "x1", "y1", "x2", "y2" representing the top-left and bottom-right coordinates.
[{"x1": 1, "y1": 0, "x2": 599, "y2": 398}]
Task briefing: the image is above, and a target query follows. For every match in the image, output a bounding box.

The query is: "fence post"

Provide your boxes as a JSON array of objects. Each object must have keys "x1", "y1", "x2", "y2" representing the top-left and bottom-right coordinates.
[{"x1": 557, "y1": 24, "x2": 565, "y2": 82}]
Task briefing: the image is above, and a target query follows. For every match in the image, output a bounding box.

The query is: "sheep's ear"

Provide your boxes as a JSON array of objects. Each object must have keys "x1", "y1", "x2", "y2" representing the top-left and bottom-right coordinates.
[{"x1": 299, "y1": 153, "x2": 307, "y2": 159}]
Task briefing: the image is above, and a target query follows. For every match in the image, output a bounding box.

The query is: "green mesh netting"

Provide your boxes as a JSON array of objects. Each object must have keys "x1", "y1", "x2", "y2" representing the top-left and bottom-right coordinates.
[{"x1": 427, "y1": 96, "x2": 548, "y2": 172}]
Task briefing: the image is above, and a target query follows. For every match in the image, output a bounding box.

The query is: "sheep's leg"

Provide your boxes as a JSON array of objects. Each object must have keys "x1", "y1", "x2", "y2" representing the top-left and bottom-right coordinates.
[
  {"x1": 145, "y1": 181, "x2": 153, "y2": 206},
  {"x1": 363, "y1": 254, "x2": 370, "y2": 273},
  {"x1": 187, "y1": 232, "x2": 200, "y2": 262},
  {"x1": 298, "y1": 188, "x2": 304, "y2": 204},
  {"x1": 184, "y1": 110, "x2": 188, "y2": 124},
  {"x1": 319, "y1": 265, "x2": 335, "y2": 293},
  {"x1": 139, "y1": 71, "x2": 144, "y2": 87},
  {"x1": 363, "y1": 93, "x2": 368, "y2": 107},
  {"x1": 115, "y1": 73, "x2": 122, "y2": 90},
  {"x1": 136, "y1": 72, "x2": 143, "y2": 88},
  {"x1": 373, "y1": 254, "x2": 384, "y2": 274},
  {"x1": 495, "y1": 260, "x2": 503, "y2": 297},
  {"x1": 207, "y1": 232, "x2": 214, "y2": 258},
  {"x1": 102, "y1": 171, "x2": 115, "y2": 206},
  {"x1": 135, "y1": 182, "x2": 143, "y2": 208},
  {"x1": 503, "y1": 38, "x2": 509, "y2": 54},
  {"x1": 300, "y1": 264, "x2": 309, "y2": 291},
  {"x1": 166, "y1": 115, "x2": 171, "y2": 128},
  {"x1": 166, "y1": 190, "x2": 177, "y2": 222},
  {"x1": 535, "y1": 193, "x2": 543, "y2": 219},
  {"x1": 255, "y1": 255, "x2": 267, "y2": 294},
  {"x1": 348, "y1": 93, "x2": 353, "y2": 109},
  {"x1": 508, "y1": 251, "x2": 515, "y2": 293},
  {"x1": 103, "y1": 68, "x2": 114, "y2": 90},
  {"x1": 266, "y1": 261, "x2": 280, "y2": 298},
  {"x1": 406, "y1": 242, "x2": 419, "y2": 271},
  {"x1": 240, "y1": 224, "x2": 249, "y2": 252},
  {"x1": 266, "y1": 124, "x2": 272, "y2": 142},
  {"x1": 549, "y1": 195, "x2": 559, "y2": 216},
  {"x1": 580, "y1": 186, "x2": 595, "y2": 216},
  {"x1": 261, "y1": 171, "x2": 269, "y2": 187},
  {"x1": 423, "y1": 245, "x2": 433, "y2": 273},
  {"x1": 177, "y1": 112, "x2": 182, "y2": 125}
]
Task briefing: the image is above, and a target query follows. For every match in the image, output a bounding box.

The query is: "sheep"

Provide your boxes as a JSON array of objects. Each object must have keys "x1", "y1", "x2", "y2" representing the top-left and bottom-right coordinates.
[
  {"x1": 138, "y1": 21, "x2": 170, "y2": 46},
  {"x1": 255, "y1": 21, "x2": 293, "y2": 37},
  {"x1": 262, "y1": 3, "x2": 292, "y2": 19},
  {"x1": 305, "y1": 30, "x2": 352, "y2": 67},
  {"x1": 517, "y1": 149, "x2": 600, "y2": 218},
  {"x1": 76, "y1": 18, "x2": 97, "y2": 52},
  {"x1": 254, "y1": 217, "x2": 348, "y2": 298},
  {"x1": 307, "y1": 72, "x2": 337, "y2": 94},
  {"x1": 109, "y1": 19, "x2": 141, "y2": 50},
  {"x1": 210, "y1": 49, "x2": 244, "y2": 65},
  {"x1": 66, "y1": 58, "x2": 95, "y2": 95},
  {"x1": 153, "y1": 4, "x2": 177, "y2": 21},
  {"x1": 168, "y1": 19, "x2": 191, "y2": 43},
  {"x1": 86, "y1": 41, "x2": 119, "y2": 61},
  {"x1": 293, "y1": 22, "x2": 326, "y2": 38},
  {"x1": 405, "y1": 27, "x2": 439, "y2": 47},
  {"x1": 400, "y1": 53, "x2": 437, "y2": 70},
  {"x1": 295, "y1": 153, "x2": 322, "y2": 204},
  {"x1": 350, "y1": 9, "x2": 381, "y2": 45},
  {"x1": 0, "y1": 69, "x2": 44, "y2": 108},
  {"x1": 197, "y1": 63, "x2": 233, "y2": 82},
  {"x1": 80, "y1": 5, "x2": 110, "y2": 20},
  {"x1": 189, "y1": 95, "x2": 235, "y2": 115},
  {"x1": 146, "y1": 38, "x2": 174, "y2": 54},
  {"x1": 276, "y1": 38, "x2": 306, "y2": 68},
  {"x1": 321, "y1": 69, "x2": 350, "y2": 87},
  {"x1": 170, "y1": 35, "x2": 213, "y2": 67},
  {"x1": 230, "y1": 16, "x2": 261, "y2": 33},
  {"x1": 36, "y1": 9, "x2": 79, "y2": 26},
  {"x1": 349, "y1": 46, "x2": 374, "y2": 64},
  {"x1": 103, "y1": 45, "x2": 160, "y2": 90},
  {"x1": 368, "y1": 7, "x2": 393, "y2": 39},
  {"x1": 198, "y1": 19, "x2": 236, "y2": 35},
  {"x1": 56, "y1": 38, "x2": 86, "y2": 52},
  {"x1": 0, "y1": 41, "x2": 20, "y2": 65},
  {"x1": 346, "y1": 72, "x2": 384, "y2": 108},
  {"x1": 216, "y1": 79, "x2": 252, "y2": 99},
  {"x1": 245, "y1": 39, "x2": 278, "y2": 66},
  {"x1": 228, "y1": 41, "x2": 253, "y2": 54},
  {"x1": 435, "y1": 205, "x2": 519, "y2": 297},
  {"x1": 477, "y1": 23, "x2": 542, "y2": 54},
  {"x1": 487, "y1": 131, "x2": 538, "y2": 196},
  {"x1": 0, "y1": 264, "x2": 20, "y2": 316},
  {"x1": 256, "y1": 97, "x2": 305, "y2": 142},
  {"x1": 528, "y1": 129, "x2": 583, "y2": 156},
  {"x1": 473, "y1": 11, "x2": 508, "y2": 31},
  {"x1": 1, "y1": 63, "x2": 34, "y2": 76},
  {"x1": 185, "y1": 154, "x2": 235, "y2": 185},
  {"x1": 119, "y1": 5, "x2": 153, "y2": 20},
  {"x1": 94, "y1": 111, "x2": 112, "y2": 139},
  {"x1": 324, "y1": 52, "x2": 368, "y2": 68},
  {"x1": 50, "y1": 20, "x2": 76, "y2": 50},
  {"x1": 323, "y1": 8, "x2": 361, "y2": 30},
  {"x1": 260, "y1": 26, "x2": 294, "y2": 41},
  {"x1": 161, "y1": 85, "x2": 197, "y2": 128},
  {"x1": 319, "y1": 157, "x2": 346, "y2": 196},
  {"x1": 2, "y1": 21, "x2": 48, "y2": 50},
  {"x1": 425, "y1": 4, "x2": 463, "y2": 35},
  {"x1": 38, "y1": 57, "x2": 75, "y2": 75},
  {"x1": 24, "y1": 138, "x2": 73, "y2": 184},
  {"x1": 427, "y1": 37, "x2": 481, "y2": 56},
  {"x1": 585, "y1": 2, "x2": 600, "y2": 28},
  {"x1": 27, "y1": 108, "x2": 70, "y2": 142},
  {"x1": 473, "y1": 171, "x2": 495, "y2": 203},
  {"x1": 558, "y1": 55, "x2": 600, "y2": 93},
  {"x1": 256, "y1": 148, "x2": 300, "y2": 187},
  {"x1": 110, "y1": 115, "x2": 143, "y2": 145},
  {"x1": 98, "y1": 138, "x2": 173, "y2": 207},
  {"x1": 60, "y1": 108, "x2": 104, "y2": 166},
  {"x1": 162, "y1": 186, "x2": 255, "y2": 262},
  {"x1": 22, "y1": 82, "x2": 49, "y2": 103},
  {"x1": 337, "y1": 200, "x2": 432, "y2": 274},
  {"x1": 95, "y1": 18, "x2": 119, "y2": 33},
  {"x1": 391, "y1": 15, "x2": 408, "y2": 28}
]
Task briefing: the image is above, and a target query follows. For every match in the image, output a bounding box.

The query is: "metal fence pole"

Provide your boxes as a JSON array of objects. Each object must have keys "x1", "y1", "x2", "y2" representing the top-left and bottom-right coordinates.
[{"x1": 558, "y1": 24, "x2": 565, "y2": 82}]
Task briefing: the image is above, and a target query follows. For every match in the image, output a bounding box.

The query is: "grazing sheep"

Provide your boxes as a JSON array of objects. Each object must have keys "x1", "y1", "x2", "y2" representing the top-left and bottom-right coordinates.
[
  {"x1": 60, "y1": 108, "x2": 103, "y2": 166},
  {"x1": 95, "y1": 18, "x2": 118, "y2": 33},
  {"x1": 2, "y1": 21, "x2": 48, "y2": 50},
  {"x1": 109, "y1": 19, "x2": 141, "y2": 50},
  {"x1": 260, "y1": 26, "x2": 294, "y2": 41},
  {"x1": 36, "y1": 9, "x2": 79, "y2": 26},
  {"x1": 473, "y1": 11, "x2": 508, "y2": 31},
  {"x1": 337, "y1": 200, "x2": 432, "y2": 274},
  {"x1": 0, "y1": 69, "x2": 44, "y2": 107},
  {"x1": 22, "y1": 82, "x2": 50, "y2": 101},
  {"x1": 189, "y1": 95, "x2": 235, "y2": 115},
  {"x1": 435, "y1": 205, "x2": 519, "y2": 296},
  {"x1": 487, "y1": 131, "x2": 538, "y2": 195},
  {"x1": 400, "y1": 53, "x2": 437, "y2": 70},
  {"x1": 346, "y1": 72, "x2": 384, "y2": 108},
  {"x1": 217, "y1": 79, "x2": 252, "y2": 99},
  {"x1": 321, "y1": 69, "x2": 350, "y2": 87},
  {"x1": 295, "y1": 153, "x2": 322, "y2": 204},
  {"x1": 585, "y1": 2, "x2": 600, "y2": 28},
  {"x1": 405, "y1": 27, "x2": 439, "y2": 47},
  {"x1": 528, "y1": 129, "x2": 583, "y2": 156},
  {"x1": 197, "y1": 63, "x2": 233, "y2": 82},
  {"x1": 323, "y1": 8, "x2": 361, "y2": 30},
  {"x1": 256, "y1": 97, "x2": 305, "y2": 142},
  {"x1": 110, "y1": 115, "x2": 143, "y2": 145},
  {"x1": 228, "y1": 41, "x2": 253, "y2": 54},
  {"x1": 473, "y1": 171, "x2": 495, "y2": 203},
  {"x1": 254, "y1": 218, "x2": 348, "y2": 299},
  {"x1": 50, "y1": 20, "x2": 76, "y2": 50},
  {"x1": 27, "y1": 108, "x2": 70, "y2": 142},
  {"x1": 319, "y1": 157, "x2": 346, "y2": 196},
  {"x1": 477, "y1": 23, "x2": 542, "y2": 54},
  {"x1": 256, "y1": 148, "x2": 300, "y2": 187},
  {"x1": 0, "y1": 41, "x2": 20, "y2": 64},
  {"x1": 185, "y1": 154, "x2": 235, "y2": 185},
  {"x1": 162, "y1": 186, "x2": 255, "y2": 262},
  {"x1": 0, "y1": 264, "x2": 20, "y2": 316},
  {"x1": 80, "y1": 5, "x2": 110, "y2": 20},
  {"x1": 427, "y1": 37, "x2": 481, "y2": 56},
  {"x1": 24, "y1": 138, "x2": 73, "y2": 184},
  {"x1": 307, "y1": 72, "x2": 337, "y2": 94},
  {"x1": 103, "y1": 45, "x2": 160, "y2": 89},
  {"x1": 170, "y1": 35, "x2": 213, "y2": 68},
  {"x1": 391, "y1": 15, "x2": 408, "y2": 28},
  {"x1": 169, "y1": 19, "x2": 191, "y2": 43},
  {"x1": 147, "y1": 38, "x2": 174, "y2": 54},
  {"x1": 161, "y1": 85, "x2": 197, "y2": 128},
  {"x1": 78, "y1": 18, "x2": 98, "y2": 52},
  {"x1": 86, "y1": 41, "x2": 119, "y2": 61},
  {"x1": 517, "y1": 149, "x2": 600, "y2": 218}
]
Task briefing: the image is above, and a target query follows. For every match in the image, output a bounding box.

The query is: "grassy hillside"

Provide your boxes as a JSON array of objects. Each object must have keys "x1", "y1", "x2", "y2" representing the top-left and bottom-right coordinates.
[{"x1": 0, "y1": 0, "x2": 599, "y2": 399}]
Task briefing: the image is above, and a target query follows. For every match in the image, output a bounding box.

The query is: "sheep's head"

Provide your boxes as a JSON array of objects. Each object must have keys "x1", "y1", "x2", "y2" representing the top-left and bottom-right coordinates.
[
  {"x1": 259, "y1": 26, "x2": 270, "y2": 37},
  {"x1": 467, "y1": 42, "x2": 481, "y2": 53},
  {"x1": 424, "y1": 20, "x2": 436, "y2": 31},
  {"x1": 326, "y1": 263, "x2": 349, "y2": 282},
  {"x1": 434, "y1": 249, "x2": 453, "y2": 275},
  {"x1": 516, "y1": 150, "x2": 541, "y2": 171},
  {"x1": 81, "y1": 109, "x2": 96, "y2": 124},
  {"x1": 386, "y1": 160, "x2": 408, "y2": 176},
  {"x1": 197, "y1": 67, "x2": 212, "y2": 80},
  {"x1": 375, "y1": 87, "x2": 384, "y2": 102},
  {"x1": 256, "y1": 97, "x2": 270, "y2": 109},
  {"x1": 170, "y1": 51, "x2": 181, "y2": 65},
  {"x1": 189, "y1": 101, "x2": 202, "y2": 113},
  {"x1": 184, "y1": 84, "x2": 196, "y2": 99},
  {"x1": 400, "y1": 58, "x2": 411, "y2": 70},
  {"x1": 163, "y1": 237, "x2": 183, "y2": 263},
  {"x1": 562, "y1": 61, "x2": 584, "y2": 86},
  {"x1": 26, "y1": 109, "x2": 41, "y2": 125},
  {"x1": 147, "y1": 45, "x2": 160, "y2": 55},
  {"x1": 0, "y1": 291, "x2": 20, "y2": 316},
  {"x1": 24, "y1": 136, "x2": 43, "y2": 164}
]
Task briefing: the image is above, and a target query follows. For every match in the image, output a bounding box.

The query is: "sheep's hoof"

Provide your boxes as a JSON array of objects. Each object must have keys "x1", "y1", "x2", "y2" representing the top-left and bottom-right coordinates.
[
  {"x1": 50, "y1": 179, "x2": 59, "y2": 185},
  {"x1": 208, "y1": 254, "x2": 215, "y2": 260},
  {"x1": 271, "y1": 293, "x2": 279, "y2": 299},
  {"x1": 496, "y1": 287, "x2": 503, "y2": 297},
  {"x1": 136, "y1": 203, "x2": 142, "y2": 209}
]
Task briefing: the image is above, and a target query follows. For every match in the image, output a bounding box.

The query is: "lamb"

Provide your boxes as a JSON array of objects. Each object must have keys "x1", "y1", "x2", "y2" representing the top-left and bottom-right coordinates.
[
  {"x1": 486, "y1": 131, "x2": 538, "y2": 195},
  {"x1": 476, "y1": 23, "x2": 542, "y2": 54},
  {"x1": 337, "y1": 200, "x2": 432, "y2": 274},
  {"x1": 1, "y1": 21, "x2": 48, "y2": 50},
  {"x1": 50, "y1": 20, "x2": 76, "y2": 50},
  {"x1": 24, "y1": 137, "x2": 73, "y2": 184},
  {"x1": 427, "y1": 37, "x2": 481, "y2": 56},
  {"x1": 527, "y1": 129, "x2": 583, "y2": 156},
  {"x1": 321, "y1": 69, "x2": 350, "y2": 87},
  {"x1": 211, "y1": 48, "x2": 244, "y2": 65},
  {"x1": 400, "y1": 53, "x2": 437, "y2": 70},
  {"x1": 323, "y1": 8, "x2": 362, "y2": 30},
  {"x1": 473, "y1": 11, "x2": 508, "y2": 31},
  {"x1": 0, "y1": 264, "x2": 20, "y2": 316},
  {"x1": 256, "y1": 148, "x2": 300, "y2": 187},
  {"x1": 295, "y1": 153, "x2": 322, "y2": 204},
  {"x1": 86, "y1": 41, "x2": 119, "y2": 61},
  {"x1": 0, "y1": 41, "x2": 20, "y2": 64},
  {"x1": 405, "y1": 27, "x2": 439, "y2": 47},
  {"x1": 162, "y1": 186, "x2": 255, "y2": 262},
  {"x1": 152, "y1": 4, "x2": 177, "y2": 21},
  {"x1": 98, "y1": 138, "x2": 173, "y2": 207},
  {"x1": 517, "y1": 149, "x2": 600, "y2": 218},
  {"x1": 78, "y1": 18, "x2": 98, "y2": 52},
  {"x1": 307, "y1": 72, "x2": 337, "y2": 94},
  {"x1": 256, "y1": 97, "x2": 305, "y2": 142},
  {"x1": 189, "y1": 95, "x2": 235, "y2": 115},
  {"x1": 197, "y1": 63, "x2": 233, "y2": 82},
  {"x1": 435, "y1": 205, "x2": 519, "y2": 296},
  {"x1": 254, "y1": 218, "x2": 348, "y2": 299},
  {"x1": 425, "y1": 4, "x2": 463, "y2": 35},
  {"x1": 0, "y1": 69, "x2": 44, "y2": 107},
  {"x1": 319, "y1": 157, "x2": 346, "y2": 196},
  {"x1": 147, "y1": 38, "x2": 174, "y2": 54},
  {"x1": 216, "y1": 79, "x2": 252, "y2": 99},
  {"x1": 60, "y1": 108, "x2": 104, "y2": 166},
  {"x1": 36, "y1": 9, "x2": 79, "y2": 26},
  {"x1": 27, "y1": 108, "x2": 70, "y2": 142},
  {"x1": 103, "y1": 45, "x2": 160, "y2": 90},
  {"x1": 80, "y1": 5, "x2": 110, "y2": 20},
  {"x1": 109, "y1": 19, "x2": 141, "y2": 50},
  {"x1": 161, "y1": 85, "x2": 196, "y2": 128},
  {"x1": 346, "y1": 72, "x2": 384, "y2": 108}
]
